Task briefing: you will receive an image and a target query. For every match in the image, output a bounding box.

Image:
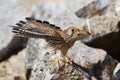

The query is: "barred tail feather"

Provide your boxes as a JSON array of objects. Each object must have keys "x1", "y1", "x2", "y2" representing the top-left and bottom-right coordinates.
[{"x1": 12, "y1": 27, "x2": 43, "y2": 38}]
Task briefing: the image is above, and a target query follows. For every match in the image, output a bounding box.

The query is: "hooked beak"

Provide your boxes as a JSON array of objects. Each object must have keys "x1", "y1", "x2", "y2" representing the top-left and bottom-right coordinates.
[
  {"x1": 76, "y1": 28, "x2": 94, "y2": 40},
  {"x1": 79, "y1": 28, "x2": 90, "y2": 35},
  {"x1": 79, "y1": 27, "x2": 95, "y2": 37}
]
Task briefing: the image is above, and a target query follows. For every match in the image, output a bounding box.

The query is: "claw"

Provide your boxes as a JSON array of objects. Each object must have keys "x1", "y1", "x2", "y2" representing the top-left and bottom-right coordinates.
[
  {"x1": 61, "y1": 56, "x2": 72, "y2": 64},
  {"x1": 84, "y1": 63, "x2": 89, "y2": 68},
  {"x1": 49, "y1": 56, "x2": 72, "y2": 67}
]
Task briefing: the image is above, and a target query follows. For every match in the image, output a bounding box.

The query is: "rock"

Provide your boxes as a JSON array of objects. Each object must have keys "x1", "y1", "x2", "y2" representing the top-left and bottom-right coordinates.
[
  {"x1": 0, "y1": 36, "x2": 28, "y2": 62},
  {"x1": 75, "y1": 0, "x2": 112, "y2": 18},
  {"x1": 0, "y1": 49, "x2": 26, "y2": 80},
  {"x1": 66, "y1": 0, "x2": 95, "y2": 12},
  {"x1": 113, "y1": 63, "x2": 120, "y2": 80},
  {"x1": 0, "y1": 0, "x2": 31, "y2": 50},
  {"x1": 115, "y1": 0, "x2": 120, "y2": 16},
  {"x1": 85, "y1": 16, "x2": 119, "y2": 36},
  {"x1": 75, "y1": 0, "x2": 120, "y2": 21},
  {"x1": 49, "y1": 10, "x2": 86, "y2": 30},
  {"x1": 26, "y1": 38, "x2": 117, "y2": 80},
  {"x1": 31, "y1": 1, "x2": 67, "y2": 20}
]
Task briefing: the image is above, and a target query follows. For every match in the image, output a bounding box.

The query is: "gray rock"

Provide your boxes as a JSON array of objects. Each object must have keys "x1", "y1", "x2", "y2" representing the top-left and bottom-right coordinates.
[
  {"x1": 27, "y1": 38, "x2": 117, "y2": 80},
  {"x1": 31, "y1": 1, "x2": 67, "y2": 20},
  {"x1": 0, "y1": 0, "x2": 31, "y2": 50},
  {"x1": 115, "y1": 0, "x2": 120, "y2": 16},
  {"x1": 49, "y1": 10, "x2": 86, "y2": 30},
  {"x1": 94, "y1": 0, "x2": 112, "y2": 10},
  {"x1": 85, "y1": 16, "x2": 119, "y2": 36},
  {"x1": 66, "y1": 0, "x2": 95, "y2": 12},
  {"x1": 0, "y1": 49, "x2": 26, "y2": 80},
  {"x1": 113, "y1": 63, "x2": 120, "y2": 80},
  {"x1": 75, "y1": 0, "x2": 120, "y2": 19}
]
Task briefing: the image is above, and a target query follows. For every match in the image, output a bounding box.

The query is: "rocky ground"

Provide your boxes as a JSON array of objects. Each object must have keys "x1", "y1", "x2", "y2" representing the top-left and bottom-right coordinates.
[
  {"x1": 0, "y1": 0, "x2": 120, "y2": 80},
  {"x1": 0, "y1": 49, "x2": 26, "y2": 80}
]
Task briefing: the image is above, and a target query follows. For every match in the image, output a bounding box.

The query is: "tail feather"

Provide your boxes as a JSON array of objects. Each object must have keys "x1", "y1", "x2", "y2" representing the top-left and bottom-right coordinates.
[
  {"x1": 12, "y1": 27, "x2": 41, "y2": 38},
  {"x1": 12, "y1": 26, "x2": 54, "y2": 39}
]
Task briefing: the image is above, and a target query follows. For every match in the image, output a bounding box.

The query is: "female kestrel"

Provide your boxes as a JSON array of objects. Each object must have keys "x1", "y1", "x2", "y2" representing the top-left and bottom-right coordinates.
[{"x1": 12, "y1": 17, "x2": 90, "y2": 64}]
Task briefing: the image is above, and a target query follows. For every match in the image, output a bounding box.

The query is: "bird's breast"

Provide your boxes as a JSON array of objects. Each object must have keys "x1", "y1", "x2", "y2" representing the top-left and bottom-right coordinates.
[
  {"x1": 47, "y1": 39, "x2": 65, "y2": 49},
  {"x1": 46, "y1": 39, "x2": 75, "y2": 51},
  {"x1": 62, "y1": 40, "x2": 75, "y2": 49}
]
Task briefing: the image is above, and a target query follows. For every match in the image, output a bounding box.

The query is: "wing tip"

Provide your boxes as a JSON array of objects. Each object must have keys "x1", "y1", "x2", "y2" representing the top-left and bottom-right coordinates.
[
  {"x1": 43, "y1": 20, "x2": 49, "y2": 23},
  {"x1": 19, "y1": 21, "x2": 26, "y2": 24},
  {"x1": 26, "y1": 17, "x2": 34, "y2": 21},
  {"x1": 16, "y1": 23, "x2": 23, "y2": 27},
  {"x1": 36, "y1": 20, "x2": 42, "y2": 23},
  {"x1": 42, "y1": 20, "x2": 61, "y2": 31},
  {"x1": 12, "y1": 30, "x2": 19, "y2": 33}
]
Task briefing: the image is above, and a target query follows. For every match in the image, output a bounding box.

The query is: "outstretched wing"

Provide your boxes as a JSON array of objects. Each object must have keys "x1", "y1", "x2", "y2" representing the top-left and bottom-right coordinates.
[{"x1": 12, "y1": 17, "x2": 64, "y2": 41}]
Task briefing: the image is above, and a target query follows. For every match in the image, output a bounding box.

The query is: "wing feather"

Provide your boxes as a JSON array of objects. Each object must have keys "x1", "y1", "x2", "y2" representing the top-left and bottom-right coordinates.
[{"x1": 12, "y1": 17, "x2": 64, "y2": 41}]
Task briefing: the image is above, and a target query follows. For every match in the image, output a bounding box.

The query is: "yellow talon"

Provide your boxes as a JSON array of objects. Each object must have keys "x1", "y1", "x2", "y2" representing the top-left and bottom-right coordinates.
[
  {"x1": 62, "y1": 56, "x2": 72, "y2": 64},
  {"x1": 84, "y1": 63, "x2": 89, "y2": 68},
  {"x1": 50, "y1": 56, "x2": 72, "y2": 67}
]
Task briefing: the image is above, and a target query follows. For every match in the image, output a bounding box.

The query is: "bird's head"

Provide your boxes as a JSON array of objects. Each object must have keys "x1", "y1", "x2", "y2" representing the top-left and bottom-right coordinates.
[{"x1": 65, "y1": 27, "x2": 90, "y2": 41}]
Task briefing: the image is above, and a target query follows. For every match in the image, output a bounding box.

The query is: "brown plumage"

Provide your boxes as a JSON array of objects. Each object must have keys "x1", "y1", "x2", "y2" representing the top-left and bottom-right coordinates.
[{"x1": 12, "y1": 17, "x2": 90, "y2": 64}]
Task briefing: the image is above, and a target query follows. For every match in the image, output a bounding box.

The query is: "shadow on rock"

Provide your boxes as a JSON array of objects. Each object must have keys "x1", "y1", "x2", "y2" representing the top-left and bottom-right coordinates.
[
  {"x1": 85, "y1": 24, "x2": 120, "y2": 62},
  {"x1": 0, "y1": 36, "x2": 28, "y2": 62}
]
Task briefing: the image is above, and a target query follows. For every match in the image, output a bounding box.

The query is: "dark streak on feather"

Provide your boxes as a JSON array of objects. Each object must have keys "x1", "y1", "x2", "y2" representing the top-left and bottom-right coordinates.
[
  {"x1": 29, "y1": 17, "x2": 62, "y2": 31},
  {"x1": 13, "y1": 27, "x2": 20, "y2": 30},
  {"x1": 50, "y1": 24, "x2": 55, "y2": 26},
  {"x1": 42, "y1": 21, "x2": 61, "y2": 30},
  {"x1": 12, "y1": 30, "x2": 19, "y2": 33},
  {"x1": 36, "y1": 20, "x2": 42, "y2": 23},
  {"x1": 43, "y1": 21, "x2": 49, "y2": 24},
  {"x1": 19, "y1": 21, "x2": 26, "y2": 24},
  {"x1": 11, "y1": 26, "x2": 18, "y2": 28},
  {"x1": 25, "y1": 17, "x2": 61, "y2": 31},
  {"x1": 26, "y1": 17, "x2": 34, "y2": 21},
  {"x1": 16, "y1": 23, "x2": 23, "y2": 26}
]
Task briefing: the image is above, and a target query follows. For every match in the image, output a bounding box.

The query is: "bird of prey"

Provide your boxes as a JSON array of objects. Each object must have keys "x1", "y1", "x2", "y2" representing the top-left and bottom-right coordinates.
[{"x1": 12, "y1": 17, "x2": 90, "y2": 64}]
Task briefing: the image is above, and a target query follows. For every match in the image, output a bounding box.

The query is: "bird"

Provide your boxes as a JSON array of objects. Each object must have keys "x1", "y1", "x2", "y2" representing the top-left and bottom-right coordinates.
[{"x1": 12, "y1": 17, "x2": 91, "y2": 64}]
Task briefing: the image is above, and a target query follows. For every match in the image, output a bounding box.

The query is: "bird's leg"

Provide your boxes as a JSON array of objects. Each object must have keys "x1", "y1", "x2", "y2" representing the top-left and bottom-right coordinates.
[
  {"x1": 50, "y1": 56, "x2": 72, "y2": 67},
  {"x1": 49, "y1": 47, "x2": 60, "y2": 66},
  {"x1": 49, "y1": 48, "x2": 72, "y2": 66},
  {"x1": 60, "y1": 48, "x2": 72, "y2": 64},
  {"x1": 50, "y1": 47, "x2": 56, "y2": 55}
]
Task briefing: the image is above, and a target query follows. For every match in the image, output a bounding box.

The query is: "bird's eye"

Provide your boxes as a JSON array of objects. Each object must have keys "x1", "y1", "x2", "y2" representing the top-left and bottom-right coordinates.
[{"x1": 71, "y1": 29, "x2": 74, "y2": 32}]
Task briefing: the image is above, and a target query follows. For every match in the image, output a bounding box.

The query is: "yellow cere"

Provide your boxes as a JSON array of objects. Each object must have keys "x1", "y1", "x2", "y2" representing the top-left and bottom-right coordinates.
[{"x1": 73, "y1": 29, "x2": 79, "y2": 34}]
